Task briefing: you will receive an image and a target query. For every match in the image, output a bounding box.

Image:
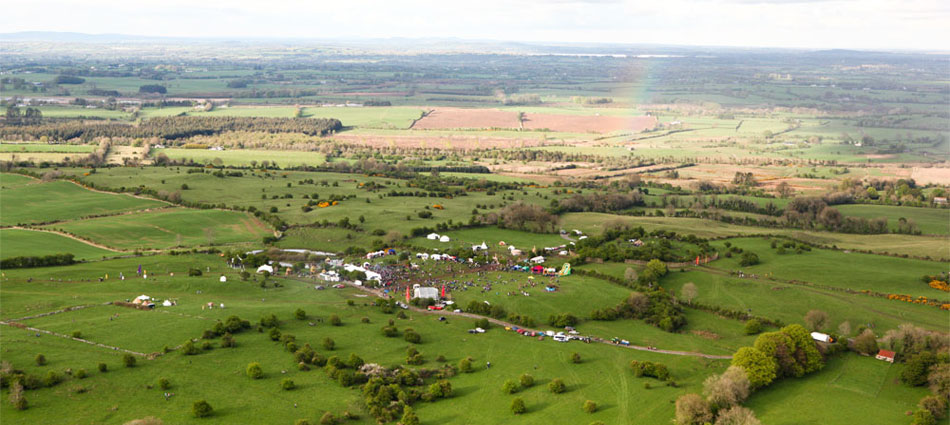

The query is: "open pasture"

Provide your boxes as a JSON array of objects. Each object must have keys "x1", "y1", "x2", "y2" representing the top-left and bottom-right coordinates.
[
  {"x1": 42, "y1": 209, "x2": 272, "y2": 250},
  {"x1": 152, "y1": 148, "x2": 327, "y2": 168},
  {"x1": 0, "y1": 229, "x2": 116, "y2": 260},
  {"x1": 0, "y1": 180, "x2": 166, "y2": 226}
]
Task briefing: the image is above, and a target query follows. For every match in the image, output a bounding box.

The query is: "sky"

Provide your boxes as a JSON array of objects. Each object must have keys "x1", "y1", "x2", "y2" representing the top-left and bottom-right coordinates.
[{"x1": 1, "y1": 0, "x2": 948, "y2": 50}]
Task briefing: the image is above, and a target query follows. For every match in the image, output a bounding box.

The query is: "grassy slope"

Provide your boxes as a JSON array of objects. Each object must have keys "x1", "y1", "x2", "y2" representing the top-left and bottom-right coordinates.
[
  {"x1": 0, "y1": 229, "x2": 116, "y2": 260},
  {"x1": 42, "y1": 209, "x2": 271, "y2": 250},
  {"x1": 0, "y1": 181, "x2": 166, "y2": 226}
]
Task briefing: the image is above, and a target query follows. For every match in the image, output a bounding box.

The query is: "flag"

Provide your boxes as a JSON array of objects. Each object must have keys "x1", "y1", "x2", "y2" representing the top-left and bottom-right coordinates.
[
  {"x1": 695, "y1": 256, "x2": 700, "y2": 266},
  {"x1": 137, "y1": 264, "x2": 142, "y2": 275},
  {"x1": 441, "y1": 285, "x2": 446, "y2": 298},
  {"x1": 405, "y1": 286, "x2": 411, "y2": 302}
]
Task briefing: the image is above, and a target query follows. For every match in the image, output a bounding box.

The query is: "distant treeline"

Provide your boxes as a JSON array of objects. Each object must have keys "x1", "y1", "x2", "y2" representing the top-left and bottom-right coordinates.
[
  {"x1": 1, "y1": 253, "x2": 76, "y2": 269},
  {"x1": 0, "y1": 116, "x2": 342, "y2": 141}
]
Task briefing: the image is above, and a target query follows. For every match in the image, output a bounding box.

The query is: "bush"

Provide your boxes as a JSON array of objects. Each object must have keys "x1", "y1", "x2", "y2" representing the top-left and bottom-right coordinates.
[
  {"x1": 571, "y1": 352, "x2": 582, "y2": 364},
  {"x1": 739, "y1": 252, "x2": 760, "y2": 267},
  {"x1": 35, "y1": 354, "x2": 47, "y2": 366},
  {"x1": 181, "y1": 340, "x2": 200, "y2": 355},
  {"x1": 295, "y1": 420, "x2": 312, "y2": 425},
  {"x1": 744, "y1": 319, "x2": 763, "y2": 335},
  {"x1": 322, "y1": 337, "x2": 335, "y2": 351},
  {"x1": 192, "y1": 400, "x2": 213, "y2": 418},
  {"x1": 674, "y1": 393, "x2": 712, "y2": 425},
  {"x1": 630, "y1": 360, "x2": 671, "y2": 380},
  {"x1": 404, "y1": 329, "x2": 422, "y2": 344},
  {"x1": 294, "y1": 309, "x2": 306, "y2": 320},
  {"x1": 583, "y1": 400, "x2": 597, "y2": 413},
  {"x1": 549, "y1": 378, "x2": 566, "y2": 394},
  {"x1": 260, "y1": 313, "x2": 280, "y2": 328},
  {"x1": 459, "y1": 357, "x2": 473, "y2": 373},
  {"x1": 502, "y1": 379, "x2": 520, "y2": 394},
  {"x1": 511, "y1": 397, "x2": 526, "y2": 414},
  {"x1": 281, "y1": 378, "x2": 296, "y2": 390},
  {"x1": 188, "y1": 268, "x2": 202, "y2": 277},
  {"x1": 75, "y1": 368, "x2": 87, "y2": 379},
  {"x1": 329, "y1": 315, "x2": 342, "y2": 326},
  {"x1": 220, "y1": 332, "x2": 235, "y2": 348},
  {"x1": 381, "y1": 326, "x2": 399, "y2": 337},
  {"x1": 401, "y1": 406, "x2": 420, "y2": 425},
  {"x1": 319, "y1": 412, "x2": 336, "y2": 425},
  {"x1": 98, "y1": 363, "x2": 108, "y2": 373},
  {"x1": 201, "y1": 341, "x2": 213, "y2": 351},
  {"x1": 71, "y1": 331, "x2": 82, "y2": 339},
  {"x1": 45, "y1": 370, "x2": 61, "y2": 387},
  {"x1": 246, "y1": 362, "x2": 264, "y2": 379},
  {"x1": 123, "y1": 354, "x2": 137, "y2": 368},
  {"x1": 158, "y1": 377, "x2": 171, "y2": 390},
  {"x1": 519, "y1": 373, "x2": 534, "y2": 388}
]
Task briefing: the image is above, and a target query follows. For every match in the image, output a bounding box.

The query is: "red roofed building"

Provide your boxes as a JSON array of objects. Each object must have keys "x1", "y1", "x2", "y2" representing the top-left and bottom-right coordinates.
[{"x1": 875, "y1": 349, "x2": 896, "y2": 363}]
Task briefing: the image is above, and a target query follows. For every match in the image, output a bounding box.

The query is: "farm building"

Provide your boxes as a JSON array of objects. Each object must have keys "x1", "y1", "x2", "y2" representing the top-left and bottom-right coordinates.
[
  {"x1": 413, "y1": 286, "x2": 440, "y2": 300},
  {"x1": 875, "y1": 349, "x2": 896, "y2": 363}
]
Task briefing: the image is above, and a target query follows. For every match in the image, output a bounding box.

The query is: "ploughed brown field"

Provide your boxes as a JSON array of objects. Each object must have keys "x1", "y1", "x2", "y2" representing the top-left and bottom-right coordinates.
[{"x1": 412, "y1": 107, "x2": 656, "y2": 133}]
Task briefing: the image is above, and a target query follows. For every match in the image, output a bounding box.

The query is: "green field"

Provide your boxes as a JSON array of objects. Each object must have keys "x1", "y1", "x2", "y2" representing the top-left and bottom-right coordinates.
[
  {"x1": 42, "y1": 209, "x2": 272, "y2": 250},
  {"x1": 0, "y1": 180, "x2": 167, "y2": 226},
  {"x1": 836, "y1": 204, "x2": 950, "y2": 235},
  {"x1": 153, "y1": 148, "x2": 326, "y2": 168},
  {"x1": 0, "y1": 144, "x2": 95, "y2": 153},
  {"x1": 0, "y1": 229, "x2": 117, "y2": 260}
]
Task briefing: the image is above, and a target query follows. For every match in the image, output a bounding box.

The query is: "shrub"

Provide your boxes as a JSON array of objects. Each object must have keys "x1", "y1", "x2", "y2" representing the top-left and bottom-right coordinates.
[
  {"x1": 281, "y1": 378, "x2": 296, "y2": 390},
  {"x1": 702, "y1": 366, "x2": 750, "y2": 409},
  {"x1": 98, "y1": 362, "x2": 108, "y2": 372},
  {"x1": 674, "y1": 393, "x2": 712, "y2": 425},
  {"x1": 45, "y1": 370, "x2": 61, "y2": 387},
  {"x1": 360, "y1": 317, "x2": 370, "y2": 324},
  {"x1": 322, "y1": 337, "x2": 335, "y2": 351},
  {"x1": 294, "y1": 309, "x2": 306, "y2": 320},
  {"x1": 220, "y1": 333, "x2": 235, "y2": 348},
  {"x1": 510, "y1": 397, "x2": 526, "y2": 414},
  {"x1": 123, "y1": 354, "x2": 136, "y2": 368},
  {"x1": 201, "y1": 341, "x2": 213, "y2": 351},
  {"x1": 738, "y1": 252, "x2": 759, "y2": 267},
  {"x1": 583, "y1": 400, "x2": 597, "y2": 413},
  {"x1": 519, "y1": 373, "x2": 534, "y2": 388},
  {"x1": 192, "y1": 400, "x2": 213, "y2": 418},
  {"x1": 459, "y1": 357, "x2": 473, "y2": 373},
  {"x1": 71, "y1": 331, "x2": 82, "y2": 339},
  {"x1": 630, "y1": 360, "x2": 671, "y2": 380},
  {"x1": 75, "y1": 368, "x2": 87, "y2": 379},
  {"x1": 549, "y1": 378, "x2": 566, "y2": 394},
  {"x1": 404, "y1": 329, "x2": 422, "y2": 344},
  {"x1": 744, "y1": 319, "x2": 763, "y2": 335},
  {"x1": 260, "y1": 313, "x2": 280, "y2": 328},
  {"x1": 400, "y1": 406, "x2": 420, "y2": 425},
  {"x1": 319, "y1": 412, "x2": 336, "y2": 425},
  {"x1": 571, "y1": 352, "x2": 582, "y2": 364},
  {"x1": 329, "y1": 315, "x2": 342, "y2": 326},
  {"x1": 714, "y1": 405, "x2": 761, "y2": 425},
  {"x1": 502, "y1": 379, "x2": 520, "y2": 394},
  {"x1": 295, "y1": 420, "x2": 311, "y2": 425},
  {"x1": 382, "y1": 326, "x2": 399, "y2": 337},
  {"x1": 181, "y1": 340, "x2": 200, "y2": 355},
  {"x1": 158, "y1": 377, "x2": 171, "y2": 390},
  {"x1": 35, "y1": 354, "x2": 47, "y2": 366},
  {"x1": 246, "y1": 362, "x2": 264, "y2": 379},
  {"x1": 269, "y1": 327, "x2": 282, "y2": 341}
]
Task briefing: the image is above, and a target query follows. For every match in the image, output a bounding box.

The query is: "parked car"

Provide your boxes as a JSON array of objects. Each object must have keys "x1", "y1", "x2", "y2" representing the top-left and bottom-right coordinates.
[
  {"x1": 332, "y1": 284, "x2": 345, "y2": 289},
  {"x1": 553, "y1": 334, "x2": 569, "y2": 342}
]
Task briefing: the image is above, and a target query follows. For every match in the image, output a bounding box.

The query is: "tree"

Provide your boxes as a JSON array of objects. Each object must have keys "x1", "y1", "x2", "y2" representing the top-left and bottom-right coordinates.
[
  {"x1": 714, "y1": 406, "x2": 761, "y2": 425},
  {"x1": 400, "y1": 406, "x2": 420, "y2": 425},
  {"x1": 702, "y1": 366, "x2": 750, "y2": 409},
  {"x1": 645, "y1": 259, "x2": 668, "y2": 278},
  {"x1": 738, "y1": 252, "x2": 759, "y2": 267},
  {"x1": 9, "y1": 380, "x2": 27, "y2": 410},
  {"x1": 549, "y1": 378, "x2": 566, "y2": 394},
  {"x1": 123, "y1": 354, "x2": 137, "y2": 368},
  {"x1": 674, "y1": 393, "x2": 712, "y2": 425},
  {"x1": 502, "y1": 379, "x2": 520, "y2": 394},
  {"x1": 744, "y1": 319, "x2": 763, "y2": 335},
  {"x1": 624, "y1": 267, "x2": 638, "y2": 282},
  {"x1": 902, "y1": 352, "x2": 936, "y2": 386},
  {"x1": 852, "y1": 329, "x2": 878, "y2": 355},
  {"x1": 246, "y1": 362, "x2": 264, "y2": 379},
  {"x1": 680, "y1": 282, "x2": 698, "y2": 305},
  {"x1": 753, "y1": 331, "x2": 801, "y2": 379},
  {"x1": 35, "y1": 354, "x2": 47, "y2": 366},
  {"x1": 571, "y1": 352, "x2": 582, "y2": 364},
  {"x1": 837, "y1": 321, "x2": 852, "y2": 337},
  {"x1": 776, "y1": 181, "x2": 794, "y2": 199},
  {"x1": 583, "y1": 400, "x2": 597, "y2": 413},
  {"x1": 404, "y1": 329, "x2": 421, "y2": 344},
  {"x1": 911, "y1": 409, "x2": 936, "y2": 425},
  {"x1": 294, "y1": 309, "x2": 306, "y2": 320},
  {"x1": 459, "y1": 357, "x2": 473, "y2": 373},
  {"x1": 192, "y1": 400, "x2": 213, "y2": 418},
  {"x1": 322, "y1": 337, "x2": 335, "y2": 351},
  {"x1": 319, "y1": 412, "x2": 336, "y2": 425},
  {"x1": 281, "y1": 378, "x2": 296, "y2": 390},
  {"x1": 158, "y1": 377, "x2": 171, "y2": 390},
  {"x1": 779, "y1": 324, "x2": 824, "y2": 375},
  {"x1": 329, "y1": 315, "x2": 342, "y2": 326},
  {"x1": 804, "y1": 310, "x2": 829, "y2": 331},
  {"x1": 731, "y1": 347, "x2": 777, "y2": 389},
  {"x1": 519, "y1": 373, "x2": 534, "y2": 388},
  {"x1": 510, "y1": 397, "x2": 526, "y2": 414},
  {"x1": 927, "y1": 363, "x2": 950, "y2": 400},
  {"x1": 918, "y1": 395, "x2": 947, "y2": 420}
]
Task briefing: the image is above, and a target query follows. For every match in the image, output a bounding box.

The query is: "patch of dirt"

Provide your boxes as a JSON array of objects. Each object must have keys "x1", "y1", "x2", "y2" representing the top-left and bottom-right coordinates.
[
  {"x1": 911, "y1": 166, "x2": 950, "y2": 185},
  {"x1": 523, "y1": 114, "x2": 656, "y2": 133},
  {"x1": 690, "y1": 330, "x2": 721, "y2": 340},
  {"x1": 413, "y1": 107, "x2": 520, "y2": 130}
]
